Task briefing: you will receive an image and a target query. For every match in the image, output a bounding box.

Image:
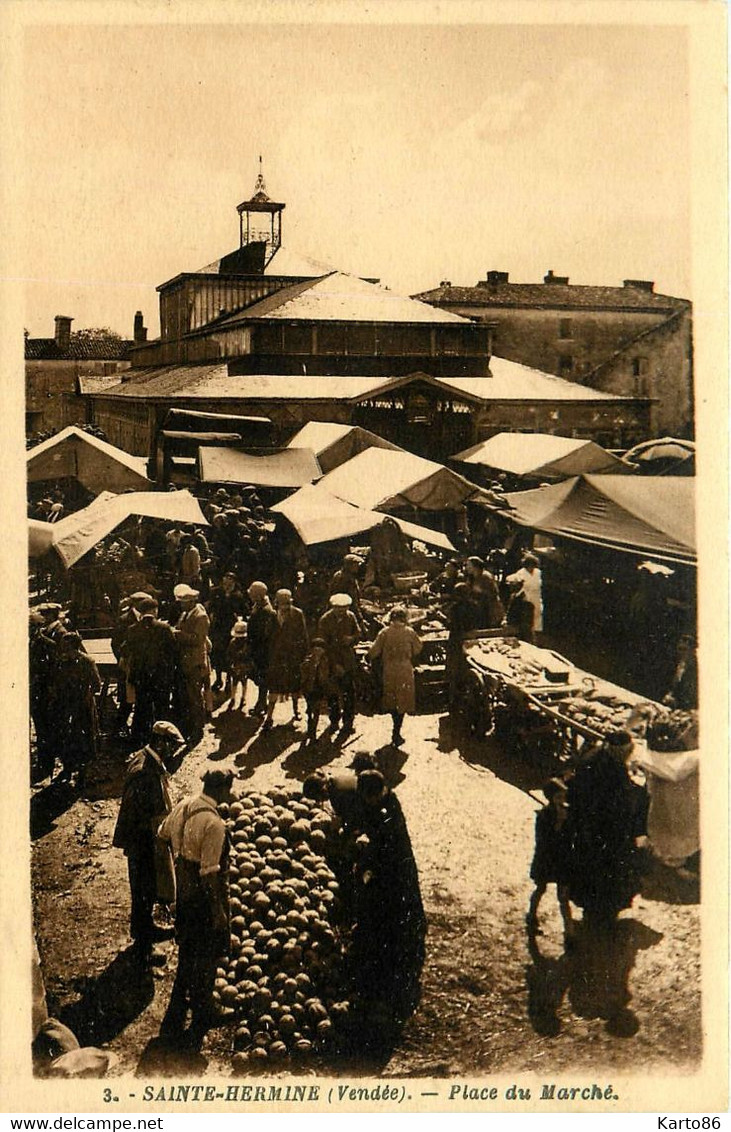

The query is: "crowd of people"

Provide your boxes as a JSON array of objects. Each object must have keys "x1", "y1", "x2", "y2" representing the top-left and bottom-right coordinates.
[
  {"x1": 28, "y1": 468, "x2": 696, "y2": 1064},
  {"x1": 29, "y1": 519, "x2": 551, "y2": 789}
]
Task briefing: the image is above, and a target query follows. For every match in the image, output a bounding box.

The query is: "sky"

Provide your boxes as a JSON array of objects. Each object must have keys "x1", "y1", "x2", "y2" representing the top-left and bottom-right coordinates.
[{"x1": 20, "y1": 20, "x2": 691, "y2": 339}]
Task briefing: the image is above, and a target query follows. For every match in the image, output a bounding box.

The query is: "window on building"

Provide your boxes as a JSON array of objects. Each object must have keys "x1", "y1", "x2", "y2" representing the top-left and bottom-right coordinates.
[
  {"x1": 347, "y1": 325, "x2": 376, "y2": 355},
  {"x1": 632, "y1": 357, "x2": 650, "y2": 395},
  {"x1": 436, "y1": 327, "x2": 463, "y2": 356},
  {"x1": 317, "y1": 324, "x2": 347, "y2": 354},
  {"x1": 282, "y1": 324, "x2": 313, "y2": 354},
  {"x1": 558, "y1": 355, "x2": 573, "y2": 376},
  {"x1": 254, "y1": 324, "x2": 283, "y2": 353},
  {"x1": 558, "y1": 318, "x2": 573, "y2": 339},
  {"x1": 406, "y1": 393, "x2": 432, "y2": 424}
]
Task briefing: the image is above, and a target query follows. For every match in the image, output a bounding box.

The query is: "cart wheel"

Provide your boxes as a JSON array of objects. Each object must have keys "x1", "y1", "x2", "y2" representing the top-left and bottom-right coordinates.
[{"x1": 457, "y1": 671, "x2": 495, "y2": 738}]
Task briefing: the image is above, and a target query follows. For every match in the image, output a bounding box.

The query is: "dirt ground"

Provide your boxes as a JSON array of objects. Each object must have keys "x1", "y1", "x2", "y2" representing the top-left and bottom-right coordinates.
[{"x1": 31, "y1": 689, "x2": 701, "y2": 1080}]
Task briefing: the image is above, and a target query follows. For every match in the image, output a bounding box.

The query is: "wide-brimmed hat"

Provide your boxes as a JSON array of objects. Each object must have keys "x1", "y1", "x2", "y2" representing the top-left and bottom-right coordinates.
[
  {"x1": 329, "y1": 593, "x2": 352, "y2": 608},
  {"x1": 231, "y1": 620, "x2": 247, "y2": 638},
  {"x1": 174, "y1": 584, "x2": 199, "y2": 600}
]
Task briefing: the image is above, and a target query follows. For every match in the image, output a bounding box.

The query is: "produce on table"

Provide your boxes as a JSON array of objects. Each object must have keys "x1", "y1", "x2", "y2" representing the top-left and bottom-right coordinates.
[
  {"x1": 645, "y1": 709, "x2": 699, "y2": 752},
  {"x1": 558, "y1": 696, "x2": 633, "y2": 736},
  {"x1": 466, "y1": 639, "x2": 574, "y2": 689},
  {"x1": 215, "y1": 788, "x2": 351, "y2": 1070}
]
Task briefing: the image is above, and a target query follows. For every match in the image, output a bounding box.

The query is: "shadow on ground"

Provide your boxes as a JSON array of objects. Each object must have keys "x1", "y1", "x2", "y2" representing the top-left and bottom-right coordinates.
[
  {"x1": 526, "y1": 917, "x2": 663, "y2": 1038},
  {"x1": 59, "y1": 945, "x2": 157, "y2": 1047},
  {"x1": 436, "y1": 713, "x2": 556, "y2": 795}
]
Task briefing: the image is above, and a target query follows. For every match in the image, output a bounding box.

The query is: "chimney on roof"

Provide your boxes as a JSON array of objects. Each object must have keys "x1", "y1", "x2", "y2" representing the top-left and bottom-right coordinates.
[
  {"x1": 440, "y1": 280, "x2": 452, "y2": 288},
  {"x1": 623, "y1": 279, "x2": 655, "y2": 293},
  {"x1": 544, "y1": 270, "x2": 569, "y2": 285},
  {"x1": 485, "y1": 270, "x2": 509, "y2": 285},
  {"x1": 54, "y1": 315, "x2": 73, "y2": 352},
  {"x1": 133, "y1": 310, "x2": 148, "y2": 345}
]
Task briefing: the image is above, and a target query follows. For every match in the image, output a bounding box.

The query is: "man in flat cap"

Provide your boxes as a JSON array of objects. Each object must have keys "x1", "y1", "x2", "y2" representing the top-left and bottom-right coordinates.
[
  {"x1": 124, "y1": 596, "x2": 178, "y2": 744},
  {"x1": 329, "y1": 554, "x2": 364, "y2": 622},
  {"x1": 158, "y1": 767, "x2": 234, "y2": 1049},
  {"x1": 113, "y1": 721, "x2": 186, "y2": 967},
  {"x1": 111, "y1": 592, "x2": 153, "y2": 734},
  {"x1": 172, "y1": 584, "x2": 210, "y2": 744},
  {"x1": 318, "y1": 593, "x2": 361, "y2": 735}
]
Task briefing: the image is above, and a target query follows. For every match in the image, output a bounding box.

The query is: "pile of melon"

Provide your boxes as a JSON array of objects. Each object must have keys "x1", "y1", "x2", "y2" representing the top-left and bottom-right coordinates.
[{"x1": 215, "y1": 788, "x2": 351, "y2": 1069}]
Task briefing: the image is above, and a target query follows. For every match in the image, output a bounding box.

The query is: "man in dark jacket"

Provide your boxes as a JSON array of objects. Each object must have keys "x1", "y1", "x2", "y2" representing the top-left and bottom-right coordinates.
[
  {"x1": 112, "y1": 721, "x2": 185, "y2": 966},
  {"x1": 465, "y1": 556, "x2": 505, "y2": 629},
  {"x1": 124, "y1": 597, "x2": 179, "y2": 744},
  {"x1": 207, "y1": 573, "x2": 245, "y2": 691},
  {"x1": 317, "y1": 593, "x2": 361, "y2": 733},
  {"x1": 350, "y1": 770, "x2": 427, "y2": 1033},
  {"x1": 29, "y1": 610, "x2": 57, "y2": 781},
  {"x1": 246, "y1": 581, "x2": 278, "y2": 715},
  {"x1": 565, "y1": 730, "x2": 646, "y2": 926}
]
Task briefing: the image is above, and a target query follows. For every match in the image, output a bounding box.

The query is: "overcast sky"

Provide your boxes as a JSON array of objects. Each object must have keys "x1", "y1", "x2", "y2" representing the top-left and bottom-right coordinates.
[{"x1": 22, "y1": 20, "x2": 690, "y2": 338}]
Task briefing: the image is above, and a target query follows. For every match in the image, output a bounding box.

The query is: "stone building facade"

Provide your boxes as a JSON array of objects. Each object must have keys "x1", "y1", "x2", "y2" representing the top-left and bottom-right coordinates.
[
  {"x1": 25, "y1": 314, "x2": 143, "y2": 434},
  {"x1": 414, "y1": 271, "x2": 693, "y2": 436}
]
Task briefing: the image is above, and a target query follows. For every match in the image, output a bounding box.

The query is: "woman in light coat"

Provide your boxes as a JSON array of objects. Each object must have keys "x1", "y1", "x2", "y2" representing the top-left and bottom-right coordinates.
[
  {"x1": 369, "y1": 606, "x2": 422, "y2": 747},
  {"x1": 506, "y1": 553, "x2": 543, "y2": 643}
]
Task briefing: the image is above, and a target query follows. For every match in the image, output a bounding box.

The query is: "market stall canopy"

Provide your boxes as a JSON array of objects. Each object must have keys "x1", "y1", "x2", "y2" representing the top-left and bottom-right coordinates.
[
  {"x1": 316, "y1": 448, "x2": 480, "y2": 512},
  {"x1": 286, "y1": 422, "x2": 403, "y2": 475},
  {"x1": 198, "y1": 446, "x2": 322, "y2": 488},
  {"x1": 40, "y1": 489, "x2": 208, "y2": 569},
  {"x1": 453, "y1": 432, "x2": 629, "y2": 478},
  {"x1": 272, "y1": 484, "x2": 454, "y2": 551},
  {"x1": 27, "y1": 427, "x2": 151, "y2": 493},
  {"x1": 500, "y1": 475, "x2": 695, "y2": 565},
  {"x1": 623, "y1": 437, "x2": 695, "y2": 476},
  {"x1": 28, "y1": 518, "x2": 57, "y2": 559}
]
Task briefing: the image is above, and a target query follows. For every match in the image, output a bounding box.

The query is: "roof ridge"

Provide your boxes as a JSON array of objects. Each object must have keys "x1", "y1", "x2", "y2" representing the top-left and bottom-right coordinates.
[{"x1": 585, "y1": 309, "x2": 685, "y2": 380}]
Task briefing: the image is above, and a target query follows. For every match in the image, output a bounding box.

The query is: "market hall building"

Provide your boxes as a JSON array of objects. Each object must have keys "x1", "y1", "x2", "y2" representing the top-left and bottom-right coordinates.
[{"x1": 83, "y1": 174, "x2": 651, "y2": 461}]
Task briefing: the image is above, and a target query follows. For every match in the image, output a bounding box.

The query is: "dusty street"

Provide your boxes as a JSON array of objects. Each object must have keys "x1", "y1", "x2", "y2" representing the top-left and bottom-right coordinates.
[{"x1": 31, "y1": 694, "x2": 701, "y2": 1079}]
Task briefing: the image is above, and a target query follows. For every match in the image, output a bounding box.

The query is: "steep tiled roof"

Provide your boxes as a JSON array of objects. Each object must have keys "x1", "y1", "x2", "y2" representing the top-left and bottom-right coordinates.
[
  {"x1": 447, "y1": 358, "x2": 629, "y2": 401},
  {"x1": 414, "y1": 282, "x2": 689, "y2": 313},
  {"x1": 94, "y1": 367, "x2": 388, "y2": 401},
  {"x1": 91, "y1": 363, "x2": 636, "y2": 405},
  {"x1": 213, "y1": 272, "x2": 469, "y2": 326},
  {"x1": 25, "y1": 336, "x2": 133, "y2": 361}
]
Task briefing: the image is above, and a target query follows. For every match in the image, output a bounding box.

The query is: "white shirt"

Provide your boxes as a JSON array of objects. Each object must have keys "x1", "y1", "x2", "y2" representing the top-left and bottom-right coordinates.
[
  {"x1": 158, "y1": 792, "x2": 226, "y2": 877},
  {"x1": 507, "y1": 566, "x2": 544, "y2": 630}
]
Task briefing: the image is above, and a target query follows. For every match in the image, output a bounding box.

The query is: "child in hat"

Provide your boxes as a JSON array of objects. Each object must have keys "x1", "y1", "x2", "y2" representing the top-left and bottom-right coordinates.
[
  {"x1": 527, "y1": 777, "x2": 574, "y2": 944},
  {"x1": 226, "y1": 619, "x2": 251, "y2": 712}
]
